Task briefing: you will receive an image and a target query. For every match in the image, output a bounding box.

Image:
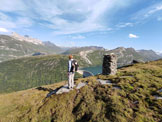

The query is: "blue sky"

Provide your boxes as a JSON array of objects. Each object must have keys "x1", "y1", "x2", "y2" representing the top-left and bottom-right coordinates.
[{"x1": 0, "y1": 0, "x2": 162, "y2": 52}]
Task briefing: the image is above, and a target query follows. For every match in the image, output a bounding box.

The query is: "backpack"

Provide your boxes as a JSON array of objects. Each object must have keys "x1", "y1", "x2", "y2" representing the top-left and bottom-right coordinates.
[{"x1": 71, "y1": 60, "x2": 79, "y2": 72}]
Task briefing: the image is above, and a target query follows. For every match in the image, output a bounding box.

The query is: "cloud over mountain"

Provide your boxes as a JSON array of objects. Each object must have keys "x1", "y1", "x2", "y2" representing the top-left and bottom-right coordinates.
[
  {"x1": 129, "y1": 34, "x2": 139, "y2": 38},
  {"x1": 0, "y1": 27, "x2": 8, "y2": 32}
]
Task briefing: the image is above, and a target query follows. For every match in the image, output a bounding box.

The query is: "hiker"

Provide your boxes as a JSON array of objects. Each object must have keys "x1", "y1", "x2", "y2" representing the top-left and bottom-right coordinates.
[{"x1": 68, "y1": 55, "x2": 78, "y2": 89}]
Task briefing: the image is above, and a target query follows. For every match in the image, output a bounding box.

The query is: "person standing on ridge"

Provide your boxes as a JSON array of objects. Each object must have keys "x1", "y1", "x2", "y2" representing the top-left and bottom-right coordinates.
[
  {"x1": 68, "y1": 55, "x2": 75, "y2": 89},
  {"x1": 68, "y1": 55, "x2": 79, "y2": 89}
]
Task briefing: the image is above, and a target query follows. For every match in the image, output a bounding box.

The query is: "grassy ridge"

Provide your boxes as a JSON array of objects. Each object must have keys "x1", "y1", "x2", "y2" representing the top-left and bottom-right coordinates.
[
  {"x1": 0, "y1": 82, "x2": 65, "y2": 122},
  {"x1": 0, "y1": 60, "x2": 161, "y2": 122}
]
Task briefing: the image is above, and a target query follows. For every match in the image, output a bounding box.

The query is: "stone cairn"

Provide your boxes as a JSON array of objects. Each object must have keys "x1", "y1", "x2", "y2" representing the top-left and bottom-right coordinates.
[{"x1": 102, "y1": 54, "x2": 117, "y2": 75}]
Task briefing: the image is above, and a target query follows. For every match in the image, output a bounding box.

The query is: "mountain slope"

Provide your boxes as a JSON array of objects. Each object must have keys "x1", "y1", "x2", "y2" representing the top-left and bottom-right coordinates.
[
  {"x1": 107, "y1": 47, "x2": 146, "y2": 67},
  {"x1": 0, "y1": 49, "x2": 105, "y2": 93},
  {"x1": 62, "y1": 46, "x2": 105, "y2": 55},
  {"x1": 43, "y1": 41, "x2": 63, "y2": 53},
  {"x1": 0, "y1": 47, "x2": 161, "y2": 93},
  {"x1": 0, "y1": 60, "x2": 162, "y2": 122},
  {"x1": 138, "y1": 49, "x2": 161, "y2": 61},
  {"x1": 65, "y1": 47, "x2": 162, "y2": 67},
  {"x1": 0, "y1": 55, "x2": 84, "y2": 93},
  {"x1": 0, "y1": 34, "x2": 62, "y2": 62},
  {"x1": 82, "y1": 47, "x2": 147, "y2": 67}
]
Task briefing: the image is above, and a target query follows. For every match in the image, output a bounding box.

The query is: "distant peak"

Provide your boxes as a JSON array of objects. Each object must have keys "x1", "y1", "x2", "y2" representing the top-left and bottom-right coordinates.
[
  {"x1": 115, "y1": 47, "x2": 126, "y2": 51},
  {"x1": 11, "y1": 32, "x2": 18, "y2": 35},
  {"x1": 11, "y1": 32, "x2": 43, "y2": 45}
]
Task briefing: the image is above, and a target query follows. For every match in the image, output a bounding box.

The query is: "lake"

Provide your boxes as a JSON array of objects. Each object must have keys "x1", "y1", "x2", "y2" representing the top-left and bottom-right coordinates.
[{"x1": 81, "y1": 66, "x2": 102, "y2": 75}]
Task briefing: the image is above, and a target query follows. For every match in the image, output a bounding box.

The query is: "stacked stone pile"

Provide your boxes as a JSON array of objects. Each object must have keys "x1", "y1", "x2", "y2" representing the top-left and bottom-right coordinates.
[{"x1": 102, "y1": 54, "x2": 117, "y2": 75}]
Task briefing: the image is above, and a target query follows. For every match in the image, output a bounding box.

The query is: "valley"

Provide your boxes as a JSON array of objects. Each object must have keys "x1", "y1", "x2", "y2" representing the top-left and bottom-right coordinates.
[{"x1": 0, "y1": 33, "x2": 162, "y2": 93}]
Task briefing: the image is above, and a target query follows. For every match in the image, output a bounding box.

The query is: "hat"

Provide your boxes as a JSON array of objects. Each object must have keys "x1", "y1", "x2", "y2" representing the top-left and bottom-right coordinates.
[{"x1": 69, "y1": 55, "x2": 73, "y2": 59}]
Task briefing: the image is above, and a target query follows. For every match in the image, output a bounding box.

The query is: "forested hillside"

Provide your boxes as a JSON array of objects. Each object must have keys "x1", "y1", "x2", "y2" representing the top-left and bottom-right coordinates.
[{"x1": 0, "y1": 55, "x2": 84, "y2": 93}]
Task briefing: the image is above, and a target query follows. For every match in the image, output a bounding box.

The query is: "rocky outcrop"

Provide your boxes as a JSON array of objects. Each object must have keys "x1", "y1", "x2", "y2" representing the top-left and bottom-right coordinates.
[
  {"x1": 132, "y1": 59, "x2": 145, "y2": 64},
  {"x1": 11, "y1": 32, "x2": 43, "y2": 45},
  {"x1": 79, "y1": 50, "x2": 94, "y2": 64},
  {"x1": 102, "y1": 54, "x2": 117, "y2": 75},
  {"x1": 77, "y1": 70, "x2": 94, "y2": 78}
]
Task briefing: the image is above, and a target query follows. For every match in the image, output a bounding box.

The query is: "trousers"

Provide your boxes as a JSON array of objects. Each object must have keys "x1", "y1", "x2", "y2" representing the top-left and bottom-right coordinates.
[{"x1": 68, "y1": 72, "x2": 75, "y2": 88}]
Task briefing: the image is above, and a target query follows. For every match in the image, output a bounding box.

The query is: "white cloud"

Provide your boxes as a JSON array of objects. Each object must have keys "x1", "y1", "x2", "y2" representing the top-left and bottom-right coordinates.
[
  {"x1": 56, "y1": 40, "x2": 77, "y2": 47},
  {"x1": 129, "y1": 34, "x2": 139, "y2": 38},
  {"x1": 38, "y1": 0, "x2": 113, "y2": 35},
  {"x1": 0, "y1": 20, "x2": 16, "y2": 29},
  {"x1": 0, "y1": 28, "x2": 9, "y2": 32},
  {"x1": 0, "y1": 0, "x2": 133, "y2": 35},
  {"x1": 146, "y1": 5, "x2": 162, "y2": 16},
  {"x1": 71, "y1": 35, "x2": 85, "y2": 39},
  {"x1": 0, "y1": 18, "x2": 33, "y2": 29},
  {"x1": 116, "y1": 22, "x2": 134, "y2": 28},
  {"x1": 156, "y1": 51, "x2": 162, "y2": 55},
  {"x1": 0, "y1": 11, "x2": 33, "y2": 30},
  {"x1": 0, "y1": 12, "x2": 10, "y2": 20},
  {"x1": 132, "y1": 3, "x2": 162, "y2": 22},
  {"x1": 0, "y1": 0, "x2": 26, "y2": 12},
  {"x1": 16, "y1": 17, "x2": 33, "y2": 28}
]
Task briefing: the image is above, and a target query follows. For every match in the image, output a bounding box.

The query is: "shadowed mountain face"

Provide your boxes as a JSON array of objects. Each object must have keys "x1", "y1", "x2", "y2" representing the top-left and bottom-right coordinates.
[
  {"x1": 0, "y1": 34, "x2": 63, "y2": 62},
  {"x1": 0, "y1": 59, "x2": 162, "y2": 122}
]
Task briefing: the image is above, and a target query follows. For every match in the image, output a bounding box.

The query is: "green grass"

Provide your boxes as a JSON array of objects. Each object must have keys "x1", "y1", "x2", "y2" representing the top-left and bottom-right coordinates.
[
  {"x1": 0, "y1": 55, "x2": 83, "y2": 93},
  {"x1": 0, "y1": 59, "x2": 162, "y2": 122}
]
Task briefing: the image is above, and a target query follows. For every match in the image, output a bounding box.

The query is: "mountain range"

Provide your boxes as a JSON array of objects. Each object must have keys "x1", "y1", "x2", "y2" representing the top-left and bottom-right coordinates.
[
  {"x1": 0, "y1": 33, "x2": 162, "y2": 93},
  {"x1": 0, "y1": 33, "x2": 162, "y2": 63},
  {"x1": 0, "y1": 33, "x2": 63, "y2": 62},
  {"x1": 0, "y1": 46, "x2": 161, "y2": 93},
  {"x1": 64, "y1": 46, "x2": 161, "y2": 67}
]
